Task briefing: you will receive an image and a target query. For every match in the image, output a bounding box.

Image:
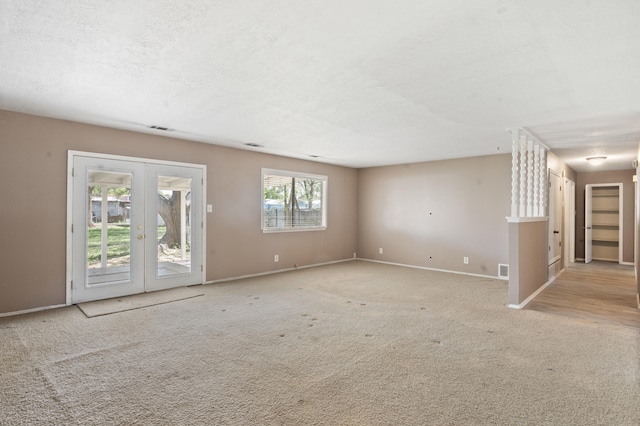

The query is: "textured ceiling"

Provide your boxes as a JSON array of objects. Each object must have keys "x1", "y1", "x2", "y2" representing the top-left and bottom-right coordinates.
[{"x1": 1, "y1": 1, "x2": 640, "y2": 171}]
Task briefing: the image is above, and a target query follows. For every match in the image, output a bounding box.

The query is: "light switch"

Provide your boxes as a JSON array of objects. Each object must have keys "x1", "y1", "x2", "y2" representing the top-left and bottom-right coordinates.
[{"x1": 207, "y1": 204, "x2": 213, "y2": 213}]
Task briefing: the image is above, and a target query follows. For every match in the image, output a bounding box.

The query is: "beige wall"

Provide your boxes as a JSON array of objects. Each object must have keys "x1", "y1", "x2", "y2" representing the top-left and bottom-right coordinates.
[
  {"x1": 636, "y1": 143, "x2": 640, "y2": 300},
  {"x1": 3, "y1": 108, "x2": 605, "y2": 314},
  {"x1": 508, "y1": 220, "x2": 548, "y2": 306},
  {"x1": 575, "y1": 169, "x2": 635, "y2": 263},
  {"x1": 357, "y1": 154, "x2": 510, "y2": 277},
  {"x1": 0, "y1": 110, "x2": 358, "y2": 314},
  {"x1": 547, "y1": 151, "x2": 578, "y2": 183}
]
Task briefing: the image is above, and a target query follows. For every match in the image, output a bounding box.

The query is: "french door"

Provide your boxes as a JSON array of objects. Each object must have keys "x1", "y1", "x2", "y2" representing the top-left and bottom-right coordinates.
[{"x1": 69, "y1": 153, "x2": 205, "y2": 304}]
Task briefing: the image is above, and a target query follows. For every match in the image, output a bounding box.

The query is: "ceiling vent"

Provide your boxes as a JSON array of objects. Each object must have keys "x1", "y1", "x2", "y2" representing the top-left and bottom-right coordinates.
[
  {"x1": 148, "y1": 125, "x2": 174, "y2": 131},
  {"x1": 149, "y1": 126, "x2": 173, "y2": 132}
]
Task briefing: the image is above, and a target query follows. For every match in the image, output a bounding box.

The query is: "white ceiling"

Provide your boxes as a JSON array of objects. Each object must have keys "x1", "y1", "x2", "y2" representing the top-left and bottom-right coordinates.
[{"x1": 2, "y1": 1, "x2": 640, "y2": 171}]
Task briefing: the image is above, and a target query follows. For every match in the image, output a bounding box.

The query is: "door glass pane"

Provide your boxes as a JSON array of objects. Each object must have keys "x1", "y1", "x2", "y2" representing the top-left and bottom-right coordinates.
[
  {"x1": 86, "y1": 170, "x2": 132, "y2": 285},
  {"x1": 157, "y1": 175, "x2": 192, "y2": 277}
]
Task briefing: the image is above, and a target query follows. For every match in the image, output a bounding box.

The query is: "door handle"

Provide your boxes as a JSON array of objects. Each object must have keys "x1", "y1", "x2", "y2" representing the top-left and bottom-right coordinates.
[
  {"x1": 137, "y1": 234, "x2": 144, "y2": 240},
  {"x1": 553, "y1": 230, "x2": 559, "y2": 234}
]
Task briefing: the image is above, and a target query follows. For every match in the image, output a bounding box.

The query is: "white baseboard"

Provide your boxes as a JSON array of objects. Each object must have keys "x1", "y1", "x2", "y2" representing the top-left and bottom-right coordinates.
[
  {"x1": 575, "y1": 258, "x2": 633, "y2": 266},
  {"x1": 1, "y1": 259, "x2": 358, "y2": 317},
  {"x1": 0, "y1": 304, "x2": 67, "y2": 318},
  {"x1": 206, "y1": 258, "x2": 356, "y2": 285},
  {"x1": 207, "y1": 257, "x2": 506, "y2": 287},
  {"x1": 359, "y1": 258, "x2": 506, "y2": 281},
  {"x1": 508, "y1": 274, "x2": 558, "y2": 310}
]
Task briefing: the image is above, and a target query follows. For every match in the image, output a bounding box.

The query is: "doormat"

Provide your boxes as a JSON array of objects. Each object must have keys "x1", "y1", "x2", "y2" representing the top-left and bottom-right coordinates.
[{"x1": 77, "y1": 286, "x2": 204, "y2": 318}]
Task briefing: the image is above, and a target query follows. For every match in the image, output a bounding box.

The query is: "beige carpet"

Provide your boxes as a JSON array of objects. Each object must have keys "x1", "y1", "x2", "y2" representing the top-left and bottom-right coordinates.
[
  {"x1": 1, "y1": 260, "x2": 639, "y2": 425},
  {"x1": 77, "y1": 286, "x2": 204, "y2": 317}
]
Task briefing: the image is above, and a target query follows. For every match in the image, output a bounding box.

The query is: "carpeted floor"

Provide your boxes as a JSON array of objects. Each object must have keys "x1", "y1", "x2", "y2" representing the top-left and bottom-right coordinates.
[{"x1": 1, "y1": 260, "x2": 639, "y2": 425}]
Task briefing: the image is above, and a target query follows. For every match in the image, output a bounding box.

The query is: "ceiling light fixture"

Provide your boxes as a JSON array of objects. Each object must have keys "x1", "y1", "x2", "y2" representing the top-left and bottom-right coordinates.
[{"x1": 586, "y1": 156, "x2": 607, "y2": 166}]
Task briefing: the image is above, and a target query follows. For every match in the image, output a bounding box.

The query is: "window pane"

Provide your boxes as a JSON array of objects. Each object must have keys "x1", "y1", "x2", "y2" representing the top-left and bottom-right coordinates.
[
  {"x1": 86, "y1": 170, "x2": 132, "y2": 285},
  {"x1": 263, "y1": 170, "x2": 326, "y2": 231},
  {"x1": 157, "y1": 175, "x2": 192, "y2": 277}
]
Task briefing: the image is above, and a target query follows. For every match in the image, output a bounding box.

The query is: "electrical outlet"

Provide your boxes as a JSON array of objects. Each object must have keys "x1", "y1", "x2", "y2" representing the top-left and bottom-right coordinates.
[
  {"x1": 379, "y1": 248, "x2": 383, "y2": 254},
  {"x1": 463, "y1": 257, "x2": 469, "y2": 264},
  {"x1": 274, "y1": 255, "x2": 279, "y2": 262},
  {"x1": 353, "y1": 252, "x2": 357, "y2": 258}
]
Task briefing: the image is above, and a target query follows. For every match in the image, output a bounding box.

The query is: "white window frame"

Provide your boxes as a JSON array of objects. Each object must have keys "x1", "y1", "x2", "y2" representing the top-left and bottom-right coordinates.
[{"x1": 261, "y1": 168, "x2": 327, "y2": 233}]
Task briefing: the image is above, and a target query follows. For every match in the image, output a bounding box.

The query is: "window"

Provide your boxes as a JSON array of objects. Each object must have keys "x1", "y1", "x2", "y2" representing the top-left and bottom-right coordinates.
[{"x1": 262, "y1": 168, "x2": 327, "y2": 232}]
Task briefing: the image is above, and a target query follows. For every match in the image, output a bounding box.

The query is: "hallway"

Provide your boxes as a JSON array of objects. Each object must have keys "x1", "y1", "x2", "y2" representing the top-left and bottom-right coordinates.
[{"x1": 526, "y1": 261, "x2": 640, "y2": 329}]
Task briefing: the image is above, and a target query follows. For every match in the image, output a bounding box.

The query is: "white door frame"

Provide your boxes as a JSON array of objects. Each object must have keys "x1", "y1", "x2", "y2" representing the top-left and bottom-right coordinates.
[
  {"x1": 66, "y1": 151, "x2": 207, "y2": 305},
  {"x1": 584, "y1": 183, "x2": 623, "y2": 264},
  {"x1": 585, "y1": 184, "x2": 593, "y2": 263},
  {"x1": 564, "y1": 178, "x2": 576, "y2": 264},
  {"x1": 548, "y1": 170, "x2": 562, "y2": 267}
]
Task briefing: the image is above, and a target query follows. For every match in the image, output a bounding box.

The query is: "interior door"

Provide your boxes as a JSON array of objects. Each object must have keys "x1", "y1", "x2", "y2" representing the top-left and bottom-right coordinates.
[
  {"x1": 548, "y1": 171, "x2": 562, "y2": 266},
  {"x1": 585, "y1": 185, "x2": 593, "y2": 263},
  {"x1": 72, "y1": 156, "x2": 146, "y2": 303},
  {"x1": 70, "y1": 154, "x2": 205, "y2": 303}
]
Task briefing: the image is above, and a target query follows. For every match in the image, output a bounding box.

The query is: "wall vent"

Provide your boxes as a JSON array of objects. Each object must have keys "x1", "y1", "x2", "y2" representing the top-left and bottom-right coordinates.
[{"x1": 498, "y1": 263, "x2": 509, "y2": 279}]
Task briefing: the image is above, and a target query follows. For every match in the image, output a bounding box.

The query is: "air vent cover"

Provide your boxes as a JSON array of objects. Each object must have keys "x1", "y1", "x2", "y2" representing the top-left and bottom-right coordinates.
[{"x1": 498, "y1": 264, "x2": 509, "y2": 279}]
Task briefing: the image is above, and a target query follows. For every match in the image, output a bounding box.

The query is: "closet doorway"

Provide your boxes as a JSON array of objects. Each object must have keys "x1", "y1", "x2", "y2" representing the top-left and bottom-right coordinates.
[{"x1": 585, "y1": 183, "x2": 623, "y2": 264}]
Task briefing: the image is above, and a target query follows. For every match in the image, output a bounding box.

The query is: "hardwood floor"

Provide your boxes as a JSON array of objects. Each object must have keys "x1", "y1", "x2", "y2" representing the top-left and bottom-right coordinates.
[{"x1": 525, "y1": 261, "x2": 640, "y2": 329}]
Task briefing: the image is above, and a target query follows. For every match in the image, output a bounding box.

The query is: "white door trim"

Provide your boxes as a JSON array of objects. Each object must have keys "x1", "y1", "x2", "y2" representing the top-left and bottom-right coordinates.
[
  {"x1": 66, "y1": 150, "x2": 207, "y2": 305},
  {"x1": 585, "y1": 182, "x2": 623, "y2": 264},
  {"x1": 548, "y1": 169, "x2": 562, "y2": 266},
  {"x1": 585, "y1": 184, "x2": 593, "y2": 263},
  {"x1": 564, "y1": 178, "x2": 576, "y2": 264}
]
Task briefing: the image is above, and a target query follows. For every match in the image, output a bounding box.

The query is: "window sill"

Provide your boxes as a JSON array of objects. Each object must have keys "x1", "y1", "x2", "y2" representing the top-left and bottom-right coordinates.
[{"x1": 262, "y1": 226, "x2": 327, "y2": 234}]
